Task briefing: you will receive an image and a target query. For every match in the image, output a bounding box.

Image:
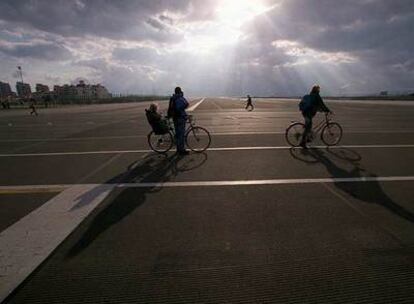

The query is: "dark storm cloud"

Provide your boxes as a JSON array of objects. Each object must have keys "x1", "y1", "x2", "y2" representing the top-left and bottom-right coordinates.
[
  {"x1": 0, "y1": 42, "x2": 72, "y2": 60},
  {"x1": 0, "y1": 0, "x2": 219, "y2": 43},
  {"x1": 245, "y1": 0, "x2": 414, "y2": 67},
  {"x1": 0, "y1": 0, "x2": 191, "y2": 42}
]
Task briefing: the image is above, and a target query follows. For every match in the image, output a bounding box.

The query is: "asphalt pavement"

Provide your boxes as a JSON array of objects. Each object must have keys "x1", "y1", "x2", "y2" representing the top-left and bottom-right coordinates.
[{"x1": 1, "y1": 97, "x2": 414, "y2": 303}]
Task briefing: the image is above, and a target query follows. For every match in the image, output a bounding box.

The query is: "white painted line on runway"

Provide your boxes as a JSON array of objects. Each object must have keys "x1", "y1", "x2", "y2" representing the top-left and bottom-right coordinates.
[
  {"x1": 211, "y1": 144, "x2": 414, "y2": 151},
  {"x1": 1, "y1": 144, "x2": 414, "y2": 157},
  {"x1": 210, "y1": 130, "x2": 414, "y2": 135},
  {"x1": 187, "y1": 98, "x2": 205, "y2": 112},
  {"x1": 0, "y1": 184, "x2": 115, "y2": 302},
  {"x1": 1, "y1": 129, "x2": 414, "y2": 142},
  {"x1": 115, "y1": 176, "x2": 414, "y2": 187},
  {"x1": 1, "y1": 176, "x2": 414, "y2": 194}
]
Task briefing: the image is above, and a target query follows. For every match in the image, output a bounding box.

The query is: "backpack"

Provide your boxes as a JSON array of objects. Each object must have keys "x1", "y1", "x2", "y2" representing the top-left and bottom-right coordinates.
[
  {"x1": 299, "y1": 94, "x2": 313, "y2": 113},
  {"x1": 167, "y1": 96, "x2": 175, "y2": 118}
]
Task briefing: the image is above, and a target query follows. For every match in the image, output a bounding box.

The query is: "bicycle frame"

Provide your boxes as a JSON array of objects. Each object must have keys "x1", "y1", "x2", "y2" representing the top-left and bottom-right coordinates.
[
  {"x1": 312, "y1": 114, "x2": 330, "y2": 133},
  {"x1": 165, "y1": 115, "x2": 196, "y2": 137}
]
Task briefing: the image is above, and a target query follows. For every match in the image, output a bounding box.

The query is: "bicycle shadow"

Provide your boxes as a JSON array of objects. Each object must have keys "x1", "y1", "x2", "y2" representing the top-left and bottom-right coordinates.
[
  {"x1": 66, "y1": 152, "x2": 208, "y2": 258},
  {"x1": 291, "y1": 147, "x2": 414, "y2": 223}
]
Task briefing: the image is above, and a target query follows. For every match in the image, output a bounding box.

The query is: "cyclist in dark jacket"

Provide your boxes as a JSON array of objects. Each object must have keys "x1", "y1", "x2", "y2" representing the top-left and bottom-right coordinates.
[
  {"x1": 168, "y1": 87, "x2": 189, "y2": 155},
  {"x1": 300, "y1": 85, "x2": 332, "y2": 148}
]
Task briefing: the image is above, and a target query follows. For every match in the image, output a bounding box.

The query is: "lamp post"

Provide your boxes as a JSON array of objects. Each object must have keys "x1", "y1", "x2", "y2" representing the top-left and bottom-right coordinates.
[{"x1": 17, "y1": 66, "x2": 24, "y2": 84}]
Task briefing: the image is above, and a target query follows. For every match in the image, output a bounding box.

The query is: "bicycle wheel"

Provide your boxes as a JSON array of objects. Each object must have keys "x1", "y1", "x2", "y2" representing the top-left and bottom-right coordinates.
[
  {"x1": 285, "y1": 122, "x2": 305, "y2": 147},
  {"x1": 321, "y1": 122, "x2": 343, "y2": 146},
  {"x1": 148, "y1": 131, "x2": 174, "y2": 153},
  {"x1": 185, "y1": 126, "x2": 211, "y2": 152}
]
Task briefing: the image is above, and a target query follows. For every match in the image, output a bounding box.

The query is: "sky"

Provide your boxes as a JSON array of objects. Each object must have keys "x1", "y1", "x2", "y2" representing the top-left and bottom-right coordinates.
[{"x1": 0, "y1": 0, "x2": 413, "y2": 96}]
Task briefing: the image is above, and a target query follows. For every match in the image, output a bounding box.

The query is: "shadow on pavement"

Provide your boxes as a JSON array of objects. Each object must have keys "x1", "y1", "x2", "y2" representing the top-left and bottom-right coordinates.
[
  {"x1": 291, "y1": 147, "x2": 414, "y2": 223},
  {"x1": 67, "y1": 152, "x2": 208, "y2": 258}
]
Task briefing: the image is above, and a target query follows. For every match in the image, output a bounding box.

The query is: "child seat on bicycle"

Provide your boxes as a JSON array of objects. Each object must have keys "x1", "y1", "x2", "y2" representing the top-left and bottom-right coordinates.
[{"x1": 145, "y1": 103, "x2": 169, "y2": 135}]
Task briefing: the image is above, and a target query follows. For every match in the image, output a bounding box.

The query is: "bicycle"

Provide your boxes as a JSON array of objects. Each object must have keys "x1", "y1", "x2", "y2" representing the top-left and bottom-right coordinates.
[
  {"x1": 285, "y1": 113, "x2": 343, "y2": 147},
  {"x1": 148, "y1": 115, "x2": 211, "y2": 153}
]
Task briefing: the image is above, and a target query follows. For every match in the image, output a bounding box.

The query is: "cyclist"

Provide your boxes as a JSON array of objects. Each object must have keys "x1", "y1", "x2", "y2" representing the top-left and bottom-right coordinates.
[
  {"x1": 245, "y1": 95, "x2": 254, "y2": 111},
  {"x1": 168, "y1": 87, "x2": 189, "y2": 155},
  {"x1": 299, "y1": 85, "x2": 332, "y2": 148}
]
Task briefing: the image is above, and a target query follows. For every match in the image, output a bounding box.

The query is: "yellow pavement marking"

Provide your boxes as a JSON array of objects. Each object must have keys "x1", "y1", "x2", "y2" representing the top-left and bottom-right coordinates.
[{"x1": 0, "y1": 185, "x2": 68, "y2": 194}]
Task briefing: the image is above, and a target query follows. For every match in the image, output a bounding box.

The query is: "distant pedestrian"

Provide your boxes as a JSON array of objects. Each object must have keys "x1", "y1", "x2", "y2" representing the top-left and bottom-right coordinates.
[
  {"x1": 245, "y1": 95, "x2": 254, "y2": 111},
  {"x1": 168, "y1": 87, "x2": 189, "y2": 155},
  {"x1": 29, "y1": 97, "x2": 38, "y2": 116}
]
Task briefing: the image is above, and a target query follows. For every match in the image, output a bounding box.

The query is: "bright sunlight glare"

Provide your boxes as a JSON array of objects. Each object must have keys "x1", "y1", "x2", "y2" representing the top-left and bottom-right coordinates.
[
  {"x1": 179, "y1": 0, "x2": 275, "y2": 55},
  {"x1": 216, "y1": 0, "x2": 271, "y2": 28}
]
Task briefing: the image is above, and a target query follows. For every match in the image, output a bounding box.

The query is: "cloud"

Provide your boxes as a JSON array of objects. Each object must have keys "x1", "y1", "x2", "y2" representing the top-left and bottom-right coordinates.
[
  {"x1": 0, "y1": 0, "x2": 195, "y2": 43},
  {"x1": 244, "y1": 0, "x2": 414, "y2": 67},
  {"x1": 0, "y1": 0, "x2": 413, "y2": 95},
  {"x1": 0, "y1": 42, "x2": 72, "y2": 60},
  {"x1": 112, "y1": 47, "x2": 161, "y2": 64}
]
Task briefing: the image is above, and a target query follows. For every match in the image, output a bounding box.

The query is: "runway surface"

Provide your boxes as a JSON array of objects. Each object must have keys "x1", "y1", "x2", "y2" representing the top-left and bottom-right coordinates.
[{"x1": 1, "y1": 97, "x2": 414, "y2": 303}]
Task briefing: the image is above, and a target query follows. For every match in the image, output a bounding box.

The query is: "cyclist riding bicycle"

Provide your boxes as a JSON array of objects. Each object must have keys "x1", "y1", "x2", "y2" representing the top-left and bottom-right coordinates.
[{"x1": 299, "y1": 85, "x2": 333, "y2": 148}]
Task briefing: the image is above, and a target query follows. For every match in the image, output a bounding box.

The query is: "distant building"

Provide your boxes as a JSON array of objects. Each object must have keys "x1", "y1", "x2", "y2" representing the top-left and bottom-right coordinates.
[
  {"x1": 75, "y1": 80, "x2": 93, "y2": 100},
  {"x1": 54, "y1": 84, "x2": 77, "y2": 100},
  {"x1": 35, "y1": 83, "x2": 50, "y2": 95},
  {"x1": 0, "y1": 81, "x2": 13, "y2": 98},
  {"x1": 16, "y1": 82, "x2": 32, "y2": 98},
  {"x1": 54, "y1": 81, "x2": 111, "y2": 101},
  {"x1": 91, "y1": 84, "x2": 111, "y2": 99},
  {"x1": 380, "y1": 91, "x2": 388, "y2": 96}
]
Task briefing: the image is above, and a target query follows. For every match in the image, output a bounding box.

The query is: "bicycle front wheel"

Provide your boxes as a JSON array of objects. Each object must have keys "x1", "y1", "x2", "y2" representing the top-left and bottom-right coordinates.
[
  {"x1": 148, "y1": 131, "x2": 174, "y2": 153},
  {"x1": 185, "y1": 126, "x2": 211, "y2": 152},
  {"x1": 321, "y1": 122, "x2": 342, "y2": 146},
  {"x1": 285, "y1": 122, "x2": 305, "y2": 147}
]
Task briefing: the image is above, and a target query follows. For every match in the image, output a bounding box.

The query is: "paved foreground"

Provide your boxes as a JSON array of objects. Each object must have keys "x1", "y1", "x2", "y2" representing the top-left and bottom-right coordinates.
[{"x1": 0, "y1": 98, "x2": 414, "y2": 303}]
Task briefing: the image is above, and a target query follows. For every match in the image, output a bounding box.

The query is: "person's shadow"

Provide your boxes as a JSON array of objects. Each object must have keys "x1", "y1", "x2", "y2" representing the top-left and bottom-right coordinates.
[
  {"x1": 66, "y1": 152, "x2": 208, "y2": 258},
  {"x1": 293, "y1": 147, "x2": 414, "y2": 223}
]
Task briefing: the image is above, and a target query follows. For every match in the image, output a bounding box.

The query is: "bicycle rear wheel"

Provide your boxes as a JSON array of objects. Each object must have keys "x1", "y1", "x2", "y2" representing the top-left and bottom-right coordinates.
[
  {"x1": 185, "y1": 126, "x2": 211, "y2": 152},
  {"x1": 148, "y1": 131, "x2": 174, "y2": 153},
  {"x1": 321, "y1": 122, "x2": 342, "y2": 146},
  {"x1": 285, "y1": 122, "x2": 305, "y2": 147}
]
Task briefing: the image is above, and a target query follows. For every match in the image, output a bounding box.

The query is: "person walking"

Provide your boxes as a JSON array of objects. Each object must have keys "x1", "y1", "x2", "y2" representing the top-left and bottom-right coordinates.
[
  {"x1": 168, "y1": 87, "x2": 189, "y2": 155},
  {"x1": 29, "y1": 96, "x2": 38, "y2": 116},
  {"x1": 299, "y1": 85, "x2": 332, "y2": 148},
  {"x1": 245, "y1": 95, "x2": 254, "y2": 111}
]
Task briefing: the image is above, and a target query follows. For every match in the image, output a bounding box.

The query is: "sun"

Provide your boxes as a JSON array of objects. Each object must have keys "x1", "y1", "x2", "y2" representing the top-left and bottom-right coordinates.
[
  {"x1": 177, "y1": 0, "x2": 275, "y2": 55},
  {"x1": 216, "y1": 0, "x2": 271, "y2": 28}
]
